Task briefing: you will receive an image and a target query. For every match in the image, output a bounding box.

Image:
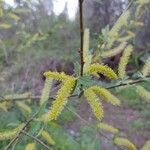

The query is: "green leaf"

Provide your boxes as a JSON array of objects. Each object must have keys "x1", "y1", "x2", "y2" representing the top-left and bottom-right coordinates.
[
  {"x1": 58, "y1": 105, "x2": 75, "y2": 123},
  {"x1": 74, "y1": 62, "x2": 80, "y2": 76},
  {"x1": 29, "y1": 122, "x2": 42, "y2": 135},
  {"x1": 77, "y1": 75, "x2": 93, "y2": 88}
]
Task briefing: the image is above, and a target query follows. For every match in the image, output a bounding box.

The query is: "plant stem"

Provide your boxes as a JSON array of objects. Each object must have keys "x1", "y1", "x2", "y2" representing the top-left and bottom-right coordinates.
[
  {"x1": 21, "y1": 130, "x2": 51, "y2": 150},
  {"x1": 79, "y1": 0, "x2": 84, "y2": 76}
]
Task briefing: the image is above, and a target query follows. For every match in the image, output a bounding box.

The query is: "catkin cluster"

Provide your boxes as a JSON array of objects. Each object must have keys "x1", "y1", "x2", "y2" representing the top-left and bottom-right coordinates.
[
  {"x1": 84, "y1": 86, "x2": 120, "y2": 121},
  {"x1": 41, "y1": 71, "x2": 76, "y2": 122}
]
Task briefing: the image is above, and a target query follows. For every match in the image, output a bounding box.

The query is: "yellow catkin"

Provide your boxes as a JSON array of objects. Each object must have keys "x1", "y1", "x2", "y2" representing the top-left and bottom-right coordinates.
[
  {"x1": 44, "y1": 71, "x2": 70, "y2": 81},
  {"x1": 0, "y1": 6, "x2": 3, "y2": 17},
  {"x1": 136, "y1": 85, "x2": 150, "y2": 102},
  {"x1": 0, "y1": 2, "x2": 3, "y2": 17},
  {"x1": 41, "y1": 76, "x2": 76, "y2": 122},
  {"x1": 83, "y1": 28, "x2": 90, "y2": 60},
  {"x1": 118, "y1": 45, "x2": 133, "y2": 78},
  {"x1": 24, "y1": 34, "x2": 39, "y2": 48},
  {"x1": 142, "y1": 57, "x2": 150, "y2": 76},
  {"x1": 107, "y1": 10, "x2": 130, "y2": 48},
  {"x1": 83, "y1": 28, "x2": 92, "y2": 74},
  {"x1": 117, "y1": 35, "x2": 135, "y2": 42},
  {"x1": 131, "y1": 21, "x2": 144, "y2": 27},
  {"x1": 25, "y1": 142, "x2": 36, "y2": 150},
  {"x1": 4, "y1": 92, "x2": 31, "y2": 100},
  {"x1": 8, "y1": 13, "x2": 20, "y2": 21},
  {"x1": 92, "y1": 86, "x2": 120, "y2": 106},
  {"x1": 141, "y1": 140, "x2": 150, "y2": 150},
  {"x1": 0, "y1": 23, "x2": 11, "y2": 29},
  {"x1": 109, "y1": 10, "x2": 130, "y2": 38},
  {"x1": 127, "y1": 31, "x2": 136, "y2": 37},
  {"x1": 0, "y1": 124, "x2": 24, "y2": 140},
  {"x1": 0, "y1": 101, "x2": 10, "y2": 111},
  {"x1": 97, "y1": 122, "x2": 119, "y2": 134},
  {"x1": 101, "y1": 42, "x2": 127, "y2": 58},
  {"x1": 87, "y1": 63, "x2": 118, "y2": 80},
  {"x1": 41, "y1": 130, "x2": 55, "y2": 145},
  {"x1": 40, "y1": 77, "x2": 53, "y2": 106},
  {"x1": 84, "y1": 88, "x2": 104, "y2": 121},
  {"x1": 114, "y1": 137, "x2": 137, "y2": 150},
  {"x1": 136, "y1": 0, "x2": 150, "y2": 16},
  {"x1": 138, "y1": 0, "x2": 150, "y2": 5},
  {"x1": 16, "y1": 101, "x2": 32, "y2": 114}
]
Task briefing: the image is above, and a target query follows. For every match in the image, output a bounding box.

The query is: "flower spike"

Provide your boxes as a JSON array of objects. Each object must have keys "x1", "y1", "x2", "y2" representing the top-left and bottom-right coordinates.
[{"x1": 87, "y1": 63, "x2": 118, "y2": 80}]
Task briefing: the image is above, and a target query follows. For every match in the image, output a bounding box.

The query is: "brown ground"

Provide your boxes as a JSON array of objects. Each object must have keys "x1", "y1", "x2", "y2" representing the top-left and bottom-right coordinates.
[{"x1": 65, "y1": 99, "x2": 149, "y2": 150}]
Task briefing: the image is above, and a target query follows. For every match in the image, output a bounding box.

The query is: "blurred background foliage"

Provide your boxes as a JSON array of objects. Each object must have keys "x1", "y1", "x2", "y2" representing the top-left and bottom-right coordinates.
[{"x1": 0, "y1": 0, "x2": 150, "y2": 149}]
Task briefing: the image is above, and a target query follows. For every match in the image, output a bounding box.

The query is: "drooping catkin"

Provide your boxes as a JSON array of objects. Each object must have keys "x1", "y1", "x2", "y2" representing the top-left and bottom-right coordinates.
[
  {"x1": 84, "y1": 86, "x2": 120, "y2": 121},
  {"x1": 114, "y1": 137, "x2": 137, "y2": 150},
  {"x1": 101, "y1": 42, "x2": 127, "y2": 58},
  {"x1": 142, "y1": 57, "x2": 150, "y2": 77},
  {"x1": 107, "y1": 10, "x2": 130, "y2": 48},
  {"x1": 141, "y1": 140, "x2": 150, "y2": 150},
  {"x1": 87, "y1": 63, "x2": 118, "y2": 80},
  {"x1": 92, "y1": 86, "x2": 120, "y2": 106},
  {"x1": 117, "y1": 35, "x2": 135, "y2": 42},
  {"x1": 84, "y1": 87, "x2": 104, "y2": 121},
  {"x1": 16, "y1": 101, "x2": 32, "y2": 114},
  {"x1": 41, "y1": 130, "x2": 55, "y2": 145},
  {"x1": 109, "y1": 10, "x2": 130, "y2": 38},
  {"x1": 97, "y1": 122, "x2": 119, "y2": 134},
  {"x1": 136, "y1": 85, "x2": 150, "y2": 102},
  {"x1": 40, "y1": 77, "x2": 53, "y2": 106},
  {"x1": 117, "y1": 31, "x2": 135, "y2": 42},
  {"x1": 4, "y1": 92, "x2": 31, "y2": 101},
  {"x1": 25, "y1": 142, "x2": 36, "y2": 150},
  {"x1": 41, "y1": 75, "x2": 76, "y2": 122},
  {"x1": 44, "y1": 71, "x2": 70, "y2": 81},
  {"x1": 0, "y1": 124, "x2": 24, "y2": 140},
  {"x1": 0, "y1": 23, "x2": 11, "y2": 29},
  {"x1": 83, "y1": 28, "x2": 92, "y2": 73},
  {"x1": 118, "y1": 45, "x2": 133, "y2": 78}
]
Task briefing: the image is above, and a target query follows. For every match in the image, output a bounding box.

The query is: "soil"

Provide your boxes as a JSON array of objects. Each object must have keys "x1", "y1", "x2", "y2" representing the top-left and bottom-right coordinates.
[{"x1": 65, "y1": 99, "x2": 149, "y2": 150}]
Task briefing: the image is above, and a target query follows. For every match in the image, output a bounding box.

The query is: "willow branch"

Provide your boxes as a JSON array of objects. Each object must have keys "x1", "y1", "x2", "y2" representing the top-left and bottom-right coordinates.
[
  {"x1": 79, "y1": 0, "x2": 84, "y2": 76},
  {"x1": 1, "y1": 76, "x2": 149, "y2": 102},
  {"x1": 5, "y1": 111, "x2": 39, "y2": 150},
  {"x1": 107, "y1": 76, "x2": 150, "y2": 89}
]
